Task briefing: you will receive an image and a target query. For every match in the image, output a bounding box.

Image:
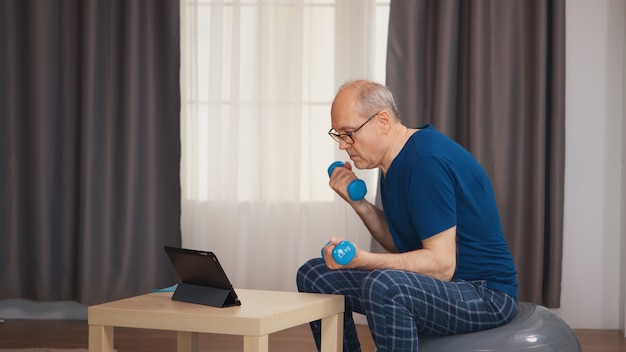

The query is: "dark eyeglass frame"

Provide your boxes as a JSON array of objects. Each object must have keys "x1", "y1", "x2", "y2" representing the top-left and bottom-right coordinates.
[{"x1": 328, "y1": 111, "x2": 381, "y2": 144}]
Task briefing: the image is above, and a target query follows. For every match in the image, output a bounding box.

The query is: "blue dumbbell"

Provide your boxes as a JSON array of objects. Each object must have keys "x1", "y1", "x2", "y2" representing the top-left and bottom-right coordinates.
[
  {"x1": 327, "y1": 161, "x2": 367, "y2": 201},
  {"x1": 321, "y1": 240, "x2": 357, "y2": 265}
]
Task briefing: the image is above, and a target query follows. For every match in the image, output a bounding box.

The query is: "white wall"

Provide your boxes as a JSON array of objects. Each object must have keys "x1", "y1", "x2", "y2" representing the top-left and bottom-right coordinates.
[
  {"x1": 623, "y1": 0, "x2": 626, "y2": 337},
  {"x1": 621, "y1": 0, "x2": 626, "y2": 336},
  {"x1": 553, "y1": 0, "x2": 625, "y2": 330},
  {"x1": 623, "y1": 0, "x2": 626, "y2": 335}
]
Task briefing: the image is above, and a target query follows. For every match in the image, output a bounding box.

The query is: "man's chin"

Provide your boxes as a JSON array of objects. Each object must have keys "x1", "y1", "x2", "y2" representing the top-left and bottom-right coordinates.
[{"x1": 351, "y1": 160, "x2": 367, "y2": 170}]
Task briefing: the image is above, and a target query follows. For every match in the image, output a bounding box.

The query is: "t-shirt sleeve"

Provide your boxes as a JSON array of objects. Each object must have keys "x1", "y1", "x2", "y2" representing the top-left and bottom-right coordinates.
[{"x1": 406, "y1": 156, "x2": 457, "y2": 240}]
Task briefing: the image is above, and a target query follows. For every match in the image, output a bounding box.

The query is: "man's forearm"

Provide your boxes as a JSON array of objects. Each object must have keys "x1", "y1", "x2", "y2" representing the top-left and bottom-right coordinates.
[{"x1": 352, "y1": 200, "x2": 397, "y2": 252}]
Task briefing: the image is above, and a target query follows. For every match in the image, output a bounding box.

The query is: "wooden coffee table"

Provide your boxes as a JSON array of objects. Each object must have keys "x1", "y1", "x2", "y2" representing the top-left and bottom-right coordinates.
[{"x1": 88, "y1": 289, "x2": 344, "y2": 352}]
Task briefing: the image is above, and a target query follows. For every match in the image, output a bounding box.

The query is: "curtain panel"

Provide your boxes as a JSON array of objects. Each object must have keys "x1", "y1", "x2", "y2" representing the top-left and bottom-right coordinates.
[
  {"x1": 386, "y1": 0, "x2": 565, "y2": 307},
  {"x1": 0, "y1": 0, "x2": 181, "y2": 305}
]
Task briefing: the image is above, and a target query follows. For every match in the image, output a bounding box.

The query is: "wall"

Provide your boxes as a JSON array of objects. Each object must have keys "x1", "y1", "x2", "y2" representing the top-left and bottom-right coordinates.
[
  {"x1": 622, "y1": 0, "x2": 626, "y2": 336},
  {"x1": 553, "y1": 0, "x2": 625, "y2": 330}
]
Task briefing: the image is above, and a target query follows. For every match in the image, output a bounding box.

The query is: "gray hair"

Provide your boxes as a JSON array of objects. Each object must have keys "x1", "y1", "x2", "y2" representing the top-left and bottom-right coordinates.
[{"x1": 339, "y1": 80, "x2": 401, "y2": 121}]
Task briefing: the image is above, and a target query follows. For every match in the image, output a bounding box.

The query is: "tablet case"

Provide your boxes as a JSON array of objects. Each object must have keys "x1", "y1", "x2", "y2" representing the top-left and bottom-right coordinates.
[{"x1": 164, "y1": 246, "x2": 241, "y2": 308}]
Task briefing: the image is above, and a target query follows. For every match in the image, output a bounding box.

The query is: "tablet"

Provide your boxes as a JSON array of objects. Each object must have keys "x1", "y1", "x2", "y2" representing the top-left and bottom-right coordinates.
[{"x1": 164, "y1": 246, "x2": 241, "y2": 307}]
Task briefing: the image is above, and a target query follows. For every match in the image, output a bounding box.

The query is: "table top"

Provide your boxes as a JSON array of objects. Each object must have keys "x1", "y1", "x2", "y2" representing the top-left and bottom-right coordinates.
[{"x1": 88, "y1": 289, "x2": 344, "y2": 336}]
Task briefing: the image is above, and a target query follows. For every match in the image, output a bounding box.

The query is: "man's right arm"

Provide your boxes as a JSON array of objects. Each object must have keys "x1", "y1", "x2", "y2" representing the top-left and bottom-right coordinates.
[{"x1": 352, "y1": 200, "x2": 397, "y2": 253}]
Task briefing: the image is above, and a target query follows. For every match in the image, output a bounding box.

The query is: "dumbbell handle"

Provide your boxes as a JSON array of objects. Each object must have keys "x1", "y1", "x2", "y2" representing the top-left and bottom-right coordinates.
[
  {"x1": 321, "y1": 240, "x2": 356, "y2": 265},
  {"x1": 327, "y1": 161, "x2": 367, "y2": 201}
]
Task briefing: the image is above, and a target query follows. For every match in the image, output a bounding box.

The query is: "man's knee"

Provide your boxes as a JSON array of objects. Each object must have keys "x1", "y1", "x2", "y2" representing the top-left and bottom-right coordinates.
[
  {"x1": 361, "y1": 269, "x2": 405, "y2": 302},
  {"x1": 296, "y1": 257, "x2": 325, "y2": 292}
]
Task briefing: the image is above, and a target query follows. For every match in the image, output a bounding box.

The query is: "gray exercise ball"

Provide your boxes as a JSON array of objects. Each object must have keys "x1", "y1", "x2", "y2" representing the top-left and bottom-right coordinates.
[{"x1": 419, "y1": 302, "x2": 582, "y2": 351}]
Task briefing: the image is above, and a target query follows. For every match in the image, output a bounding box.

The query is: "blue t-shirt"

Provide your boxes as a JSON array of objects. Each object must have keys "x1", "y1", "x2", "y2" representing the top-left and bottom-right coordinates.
[{"x1": 380, "y1": 125, "x2": 518, "y2": 298}]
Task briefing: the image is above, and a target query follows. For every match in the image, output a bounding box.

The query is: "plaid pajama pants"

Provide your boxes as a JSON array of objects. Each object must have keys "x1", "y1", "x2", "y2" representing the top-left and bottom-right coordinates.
[{"x1": 296, "y1": 258, "x2": 517, "y2": 352}]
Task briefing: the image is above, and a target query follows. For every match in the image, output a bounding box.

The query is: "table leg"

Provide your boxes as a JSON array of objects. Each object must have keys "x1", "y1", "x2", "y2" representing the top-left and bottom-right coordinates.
[
  {"x1": 177, "y1": 331, "x2": 199, "y2": 352},
  {"x1": 243, "y1": 335, "x2": 269, "y2": 352},
  {"x1": 320, "y1": 312, "x2": 343, "y2": 352},
  {"x1": 88, "y1": 325, "x2": 114, "y2": 352}
]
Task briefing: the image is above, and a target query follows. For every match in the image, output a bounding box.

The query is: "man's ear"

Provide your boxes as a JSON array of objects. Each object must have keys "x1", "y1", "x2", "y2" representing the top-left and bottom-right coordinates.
[{"x1": 376, "y1": 110, "x2": 392, "y2": 133}]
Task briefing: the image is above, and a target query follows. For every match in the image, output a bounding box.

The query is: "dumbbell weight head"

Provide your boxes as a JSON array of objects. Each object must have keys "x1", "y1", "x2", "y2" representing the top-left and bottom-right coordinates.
[
  {"x1": 346, "y1": 179, "x2": 367, "y2": 201},
  {"x1": 321, "y1": 240, "x2": 356, "y2": 265},
  {"x1": 327, "y1": 161, "x2": 346, "y2": 177},
  {"x1": 333, "y1": 240, "x2": 356, "y2": 265},
  {"x1": 327, "y1": 161, "x2": 367, "y2": 201}
]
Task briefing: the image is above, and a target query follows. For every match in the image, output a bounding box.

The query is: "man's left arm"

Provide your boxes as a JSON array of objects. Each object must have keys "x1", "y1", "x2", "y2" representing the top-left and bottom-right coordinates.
[{"x1": 335, "y1": 226, "x2": 457, "y2": 282}]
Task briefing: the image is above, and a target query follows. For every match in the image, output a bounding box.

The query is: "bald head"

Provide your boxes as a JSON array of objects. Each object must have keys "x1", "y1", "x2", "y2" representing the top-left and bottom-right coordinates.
[{"x1": 332, "y1": 80, "x2": 401, "y2": 121}]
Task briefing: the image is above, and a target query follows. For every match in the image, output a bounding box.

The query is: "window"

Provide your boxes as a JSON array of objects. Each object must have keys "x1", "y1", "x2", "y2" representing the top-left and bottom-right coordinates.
[
  {"x1": 181, "y1": 0, "x2": 390, "y2": 202},
  {"x1": 179, "y1": 0, "x2": 390, "y2": 290}
]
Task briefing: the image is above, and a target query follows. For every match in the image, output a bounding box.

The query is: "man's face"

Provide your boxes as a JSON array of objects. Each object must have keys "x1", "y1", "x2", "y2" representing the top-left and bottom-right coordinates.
[{"x1": 330, "y1": 90, "x2": 384, "y2": 170}]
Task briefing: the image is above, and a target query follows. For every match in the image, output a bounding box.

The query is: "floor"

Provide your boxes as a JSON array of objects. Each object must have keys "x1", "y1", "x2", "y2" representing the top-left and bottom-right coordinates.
[{"x1": 0, "y1": 319, "x2": 625, "y2": 351}]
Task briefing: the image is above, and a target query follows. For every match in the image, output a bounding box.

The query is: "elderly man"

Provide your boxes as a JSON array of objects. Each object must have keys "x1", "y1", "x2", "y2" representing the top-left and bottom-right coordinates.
[{"x1": 297, "y1": 80, "x2": 518, "y2": 352}]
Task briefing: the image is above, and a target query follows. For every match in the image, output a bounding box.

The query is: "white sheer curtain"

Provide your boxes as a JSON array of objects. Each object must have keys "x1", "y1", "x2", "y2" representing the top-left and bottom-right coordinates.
[{"x1": 180, "y1": 0, "x2": 390, "y2": 292}]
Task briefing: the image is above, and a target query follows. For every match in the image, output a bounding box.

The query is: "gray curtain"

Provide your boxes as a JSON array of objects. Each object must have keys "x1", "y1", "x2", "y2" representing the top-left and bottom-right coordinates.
[
  {"x1": 0, "y1": 0, "x2": 181, "y2": 305},
  {"x1": 386, "y1": 0, "x2": 565, "y2": 307}
]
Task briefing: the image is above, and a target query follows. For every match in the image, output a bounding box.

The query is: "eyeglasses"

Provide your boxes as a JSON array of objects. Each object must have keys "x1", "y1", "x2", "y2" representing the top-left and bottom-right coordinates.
[{"x1": 328, "y1": 111, "x2": 380, "y2": 144}]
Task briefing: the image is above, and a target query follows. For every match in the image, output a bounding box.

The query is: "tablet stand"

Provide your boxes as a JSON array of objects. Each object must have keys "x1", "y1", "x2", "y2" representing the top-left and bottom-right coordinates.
[{"x1": 172, "y1": 282, "x2": 239, "y2": 308}]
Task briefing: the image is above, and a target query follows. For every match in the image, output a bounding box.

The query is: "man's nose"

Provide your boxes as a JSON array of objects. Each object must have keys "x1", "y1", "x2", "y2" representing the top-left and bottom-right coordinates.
[{"x1": 338, "y1": 139, "x2": 350, "y2": 150}]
